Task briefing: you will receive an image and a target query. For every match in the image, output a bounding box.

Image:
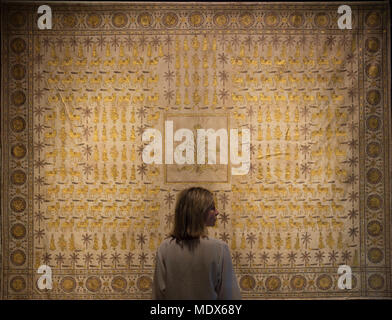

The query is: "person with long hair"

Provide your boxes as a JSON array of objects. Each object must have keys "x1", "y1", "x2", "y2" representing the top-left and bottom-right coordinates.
[{"x1": 152, "y1": 187, "x2": 241, "y2": 300}]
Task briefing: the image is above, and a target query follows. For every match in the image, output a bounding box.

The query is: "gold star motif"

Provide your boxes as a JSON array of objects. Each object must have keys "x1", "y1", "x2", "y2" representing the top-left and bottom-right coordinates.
[
  {"x1": 370, "y1": 211, "x2": 379, "y2": 219},
  {"x1": 370, "y1": 238, "x2": 379, "y2": 245}
]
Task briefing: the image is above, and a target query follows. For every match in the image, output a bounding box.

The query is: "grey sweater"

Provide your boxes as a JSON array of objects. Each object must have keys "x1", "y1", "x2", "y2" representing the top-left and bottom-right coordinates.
[{"x1": 152, "y1": 237, "x2": 241, "y2": 300}]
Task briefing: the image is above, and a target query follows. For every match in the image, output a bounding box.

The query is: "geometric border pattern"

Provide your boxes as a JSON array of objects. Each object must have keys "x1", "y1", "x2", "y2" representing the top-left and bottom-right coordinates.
[{"x1": 1, "y1": 1, "x2": 391, "y2": 299}]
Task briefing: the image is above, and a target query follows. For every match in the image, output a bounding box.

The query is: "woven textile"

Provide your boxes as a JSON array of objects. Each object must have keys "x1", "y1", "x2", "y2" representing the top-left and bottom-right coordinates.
[{"x1": 1, "y1": 1, "x2": 391, "y2": 299}]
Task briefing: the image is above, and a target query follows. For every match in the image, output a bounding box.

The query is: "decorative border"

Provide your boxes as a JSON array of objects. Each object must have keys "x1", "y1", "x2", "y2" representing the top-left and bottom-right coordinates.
[{"x1": 1, "y1": 1, "x2": 391, "y2": 299}]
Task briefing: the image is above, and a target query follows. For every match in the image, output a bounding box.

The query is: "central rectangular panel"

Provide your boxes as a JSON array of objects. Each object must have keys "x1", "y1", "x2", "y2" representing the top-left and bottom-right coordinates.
[{"x1": 164, "y1": 114, "x2": 230, "y2": 183}]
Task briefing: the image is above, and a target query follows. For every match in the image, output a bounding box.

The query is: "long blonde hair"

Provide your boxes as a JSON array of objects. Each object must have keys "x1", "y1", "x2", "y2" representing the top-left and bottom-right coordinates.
[{"x1": 170, "y1": 187, "x2": 215, "y2": 243}]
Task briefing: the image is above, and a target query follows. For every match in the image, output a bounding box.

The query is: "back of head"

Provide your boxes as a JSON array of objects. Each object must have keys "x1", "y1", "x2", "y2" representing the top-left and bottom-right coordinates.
[{"x1": 170, "y1": 187, "x2": 215, "y2": 248}]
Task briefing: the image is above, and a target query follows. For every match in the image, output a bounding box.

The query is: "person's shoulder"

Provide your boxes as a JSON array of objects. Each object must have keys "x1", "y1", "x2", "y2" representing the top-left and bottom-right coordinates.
[
  {"x1": 202, "y1": 237, "x2": 228, "y2": 249},
  {"x1": 157, "y1": 236, "x2": 176, "y2": 250}
]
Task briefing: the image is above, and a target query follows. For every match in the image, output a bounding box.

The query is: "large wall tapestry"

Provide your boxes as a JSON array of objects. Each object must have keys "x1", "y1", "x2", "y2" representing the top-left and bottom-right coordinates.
[{"x1": 1, "y1": 1, "x2": 391, "y2": 299}]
